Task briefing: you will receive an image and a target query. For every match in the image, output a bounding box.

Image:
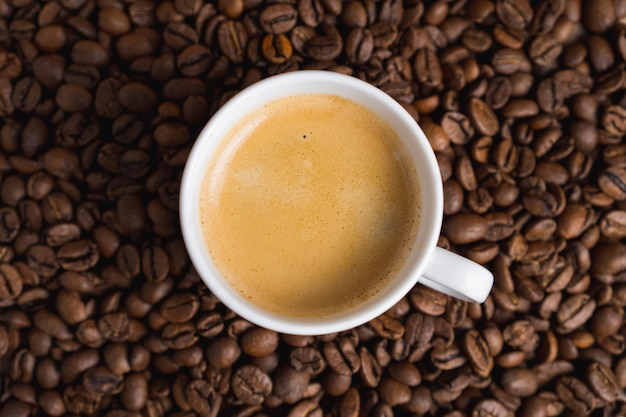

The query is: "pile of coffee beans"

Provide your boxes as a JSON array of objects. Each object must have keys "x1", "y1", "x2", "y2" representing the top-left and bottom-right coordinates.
[{"x1": 1, "y1": 0, "x2": 626, "y2": 416}]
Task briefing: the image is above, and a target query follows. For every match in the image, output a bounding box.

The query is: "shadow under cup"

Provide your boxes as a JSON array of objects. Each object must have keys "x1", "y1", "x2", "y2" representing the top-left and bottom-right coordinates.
[{"x1": 180, "y1": 71, "x2": 443, "y2": 335}]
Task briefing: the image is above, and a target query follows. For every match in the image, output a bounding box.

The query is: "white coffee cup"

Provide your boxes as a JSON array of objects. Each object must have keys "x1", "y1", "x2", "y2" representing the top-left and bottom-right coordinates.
[{"x1": 180, "y1": 71, "x2": 493, "y2": 335}]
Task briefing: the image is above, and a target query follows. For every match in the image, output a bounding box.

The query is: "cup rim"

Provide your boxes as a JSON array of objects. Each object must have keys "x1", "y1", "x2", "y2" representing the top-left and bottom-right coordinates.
[{"x1": 180, "y1": 70, "x2": 443, "y2": 335}]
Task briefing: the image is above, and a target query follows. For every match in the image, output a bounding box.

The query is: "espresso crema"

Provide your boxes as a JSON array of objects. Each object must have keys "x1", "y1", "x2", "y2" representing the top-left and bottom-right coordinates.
[{"x1": 200, "y1": 94, "x2": 420, "y2": 316}]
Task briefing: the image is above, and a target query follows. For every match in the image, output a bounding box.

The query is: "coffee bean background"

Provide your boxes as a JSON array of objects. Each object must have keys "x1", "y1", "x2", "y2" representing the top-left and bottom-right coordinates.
[{"x1": 1, "y1": 0, "x2": 626, "y2": 416}]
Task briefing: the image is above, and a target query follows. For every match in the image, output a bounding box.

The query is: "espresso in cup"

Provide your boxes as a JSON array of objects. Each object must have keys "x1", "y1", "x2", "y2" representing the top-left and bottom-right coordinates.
[
  {"x1": 182, "y1": 71, "x2": 493, "y2": 334},
  {"x1": 199, "y1": 93, "x2": 420, "y2": 317}
]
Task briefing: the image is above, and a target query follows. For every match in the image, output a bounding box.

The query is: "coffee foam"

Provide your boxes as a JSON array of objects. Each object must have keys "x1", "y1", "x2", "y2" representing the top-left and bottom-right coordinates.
[{"x1": 200, "y1": 94, "x2": 420, "y2": 317}]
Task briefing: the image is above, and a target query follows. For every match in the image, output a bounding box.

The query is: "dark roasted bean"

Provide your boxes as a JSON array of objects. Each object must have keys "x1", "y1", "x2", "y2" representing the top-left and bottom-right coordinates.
[
  {"x1": 231, "y1": 365, "x2": 272, "y2": 405},
  {"x1": 496, "y1": 0, "x2": 533, "y2": 29},
  {"x1": 259, "y1": 4, "x2": 297, "y2": 34}
]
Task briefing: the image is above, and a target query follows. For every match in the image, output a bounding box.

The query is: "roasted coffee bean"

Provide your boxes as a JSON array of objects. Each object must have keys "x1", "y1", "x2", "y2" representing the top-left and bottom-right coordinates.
[
  {"x1": 290, "y1": 346, "x2": 325, "y2": 376},
  {"x1": 340, "y1": 2, "x2": 367, "y2": 28},
  {"x1": 463, "y1": 330, "x2": 493, "y2": 378},
  {"x1": 215, "y1": 0, "x2": 242, "y2": 19},
  {"x1": 116, "y1": 31, "x2": 157, "y2": 61},
  {"x1": 37, "y1": 390, "x2": 65, "y2": 416},
  {"x1": 112, "y1": 246, "x2": 139, "y2": 281},
  {"x1": 368, "y1": 314, "x2": 404, "y2": 340},
  {"x1": 387, "y1": 361, "x2": 421, "y2": 387},
  {"x1": 467, "y1": 98, "x2": 499, "y2": 136},
  {"x1": 518, "y1": 392, "x2": 564, "y2": 417},
  {"x1": 181, "y1": 380, "x2": 218, "y2": 417},
  {"x1": 599, "y1": 210, "x2": 626, "y2": 239},
  {"x1": 598, "y1": 166, "x2": 626, "y2": 201},
  {"x1": 30, "y1": 55, "x2": 64, "y2": 90},
  {"x1": 0, "y1": 78, "x2": 14, "y2": 117},
  {"x1": 114, "y1": 195, "x2": 145, "y2": 235},
  {"x1": 12, "y1": 77, "x2": 41, "y2": 113},
  {"x1": 492, "y1": 24, "x2": 526, "y2": 51},
  {"x1": 531, "y1": 0, "x2": 564, "y2": 33},
  {"x1": 430, "y1": 343, "x2": 466, "y2": 370},
  {"x1": 82, "y1": 366, "x2": 123, "y2": 395},
  {"x1": 472, "y1": 398, "x2": 512, "y2": 417},
  {"x1": 22, "y1": 118, "x2": 49, "y2": 159},
  {"x1": 501, "y1": 99, "x2": 539, "y2": 119},
  {"x1": 117, "y1": 82, "x2": 158, "y2": 115},
  {"x1": 462, "y1": 27, "x2": 492, "y2": 53},
  {"x1": 377, "y1": 377, "x2": 410, "y2": 406},
  {"x1": 556, "y1": 376, "x2": 599, "y2": 415},
  {"x1": 55, "y1": 83, "x2": 92, "y2": 113},
  {"x1": 218, "y1": 20, "x2": 248, "y2": 64},
  {"x1": 345, "y1": 28, "x2": 373, "y2": 65},
  {"x1": 95, "y1": 78, "x2": 124, "y2": 118},
  {"x1": 174, "y1": 0, "x2": 201, "y2": 16},
  {"x1": 240, "y1": 327, "x2": 279, "y2": 357},
  {"x1": 582, "y1": 0, "x2": 615, "y2": 33},
  {"x1": 162, "y1": 321, "x2": 197, "y2": 349},
  {"x1": 529, "y1": 34, "x2": 562, "y2": 66},
  {"x1": 118, "y1": 150, "x2": 150, "y2": 180},
  {"x1": 98, "y1": 312, "x2": 131, "y2": 342},
  {"x1": 307, "y1": 27, "x2": 342, "y2": 61},
  {"x1": 71, "y1": 40, "x2": 109, "y2": 68},
  {"x1": 602, "y1": 105, "x2": 626, "y2": 138},
  {"x1": 0, "y1": 52, "x2": 22, "y2": 79},
  {"x1": 323, "y1": 339, "x2": 360, "y2": 376},
  {"x1": 298, "y1": 0, "x2": 324, "y2": 27},
  {"x1": 586, "y1": 362, "x2": 621, "y2": 403},
  {"x1": 590, "y1": 306, "x2": 624, "y2": 341},
  {"x1": 604, "y1": 145, "x2": 626, "y2": 167},
  {"x1": 555, "y1": 69, "x2": 592, "y2": 98},
  {"x1": 0, "y1": 207, "x2": 20, "y2": 243},
  {"x1": 206, "y1": 336, "x2": 240, "y2": 369},
  {"x1": 496, "y1": 0, "x2": 533, "y2": 29},
  {"x1": 63, "y1": 65, "x2": 100, "y2": 90},
  {"x1": 42, "y1": 148, "x2": 80, "y2": 181},
  {"x1": 231, "y1": 365, "x2": 272, "y2": 405},
  {"x1": 358, "y1": 347, "x2": 381, "y2": 387},
  {"x1": 414, "y1": 48, "x2": 442, "y2": 88},
  {"x1": 154, "y1": 122, "x2": 189, "y2": 148},
  {"x1": 259, "y1": 4, "x2": 297, "y2": 34},
  {"x1": 556, "y1": 203, "x2": 594, "y2": 239},
  {"x1": 160, "y1": 292, "x2": 199, "y2": 323},
  {"x1": 442, "y1": 112, "x2": 474, "y2": 145},
  {"x1": 139, "y1": 278, "x2": 173, "y2": 307},
  {"x1": 492, "y1": 48, "x2": 531, "y2": 74},
  {"x1": 55, "y1": 289, "x2": 88, "y2": 325},
  {"x1": 403, "y1": 318, "x2": 433, "y2": 357},
  {"x1": 26, "y1": 244, "x2": 58, "y2": 279},
  {"x1": 141, "y1": 244, "x2": 169, "y2": 282},
  {"x1": 455, "y1": 155, "x2": 478, "y2": 191},
  {"x1": 591, "y1": 242, "x2": 626, "y2": 280},
  {"x1": 0, "y1": 263, "x2": 22, "y2": 299},
  {"x1": 262, "y1": 34, "x2": 292, "y2": 64},
  {"x1": 443, "y1": 213, "x2": 487, "y2": 245},
  {"x1": 98, "y1": 7, "x2": 131, "y2": 36},
  {"x1": 120, "y1": 372, "x2": 149, "y2": 411},
  {"x1": 556, "y1": 294, "x2": 596, "y2": 334},
  {"x1": 274, "y1": 365, "x2": 310, "y2": 404},
  {"x1": 177, "y1": 44, "x2": 212, "y2": 77},
  {"x1": 287, "y1": 27, "x2": 313, "y2": 58},
  {"x1": 410, "y1": 286, "x2": 447, "y2": 316},
  {"x1": 57, "y1": 240, "x2": 99, "y2": 272},
  {"x1": 500, "y1": 367, "x2": 538, "y2": 397},
  {"x1": 370, "y1": 22, "x2": 398, "y2": 48}
]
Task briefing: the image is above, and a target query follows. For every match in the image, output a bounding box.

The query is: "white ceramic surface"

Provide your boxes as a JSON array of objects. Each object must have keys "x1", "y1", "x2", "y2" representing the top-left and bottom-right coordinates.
[{"x1": 180, "y1": 71, "x2": 493, "y2": 335}]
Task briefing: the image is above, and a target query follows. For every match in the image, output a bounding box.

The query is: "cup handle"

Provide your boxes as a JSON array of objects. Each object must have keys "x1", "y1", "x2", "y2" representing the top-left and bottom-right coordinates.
[{"x1": 420, "y1": 247, "x2": 494, "y2": 304}]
